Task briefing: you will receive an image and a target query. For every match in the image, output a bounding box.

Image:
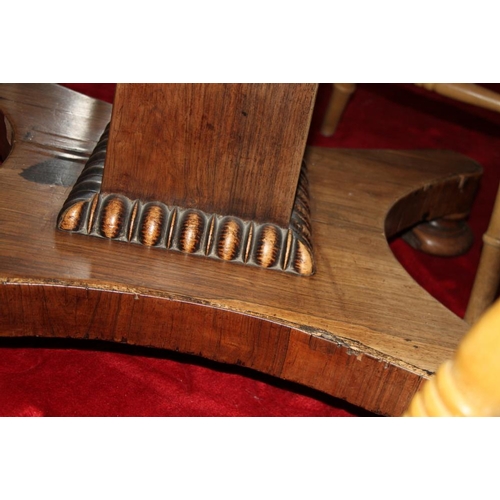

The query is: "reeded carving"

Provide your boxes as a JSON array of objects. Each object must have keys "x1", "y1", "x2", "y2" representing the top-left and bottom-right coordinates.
[
  {"x1": 140, "y1": 204, "x2": 164, "y2": 246},
  {"x1": 57, "y1": 124, "x2": 315, "y2": 276},
  {"x1": 217, "y1": 219, "x2": 243, "y2": 261}
]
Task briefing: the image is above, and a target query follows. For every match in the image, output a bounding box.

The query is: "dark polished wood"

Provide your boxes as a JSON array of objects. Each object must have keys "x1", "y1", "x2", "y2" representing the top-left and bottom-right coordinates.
[
  {"x1": 0, "y1": 84, "x2": 483, "y2": 415},
  {"x1": 104, "y1": 84, "x2": 318, "y2": 227},
  {"x1": 57, "y1": 123, "x2": 315, "y2": 275},
  {"x1": 403, "y1": 214, "x2": 474, "y2": 257}
]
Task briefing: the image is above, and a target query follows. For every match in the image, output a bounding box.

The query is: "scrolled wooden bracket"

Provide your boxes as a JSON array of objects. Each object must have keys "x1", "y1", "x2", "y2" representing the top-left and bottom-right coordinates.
[{"x1": 57, "y1": 124, "x2": 315, "y2": 276}]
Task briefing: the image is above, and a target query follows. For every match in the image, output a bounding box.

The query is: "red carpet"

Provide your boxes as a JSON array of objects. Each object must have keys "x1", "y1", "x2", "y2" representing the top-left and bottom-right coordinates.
[{"x1": 1, "y1": 83, "x2": 499, "y2": 416}]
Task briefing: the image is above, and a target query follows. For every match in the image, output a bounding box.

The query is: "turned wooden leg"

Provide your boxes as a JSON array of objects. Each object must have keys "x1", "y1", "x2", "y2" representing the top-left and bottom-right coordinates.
[
  {"x1": 465, "y1": 183, "x2": 500, "y2": 324},
  {"x1": 320, "y1": 83, "x2": 356, "y2": 137},
  {"x1": 405, "y1": 298, "x2": 500, "y2": 416},
  {"x1": 415, "y1": 83, "x2": 500, "y2": 114},
  {"x1": 402, "y1": 213, "x2": 474, "y2": 257}
]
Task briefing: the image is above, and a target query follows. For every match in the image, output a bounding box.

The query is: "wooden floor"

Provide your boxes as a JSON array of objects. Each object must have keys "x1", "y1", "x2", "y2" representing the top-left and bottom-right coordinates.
[{"x1": 0, "y1": 84, "x2": 482, "y2": 415}]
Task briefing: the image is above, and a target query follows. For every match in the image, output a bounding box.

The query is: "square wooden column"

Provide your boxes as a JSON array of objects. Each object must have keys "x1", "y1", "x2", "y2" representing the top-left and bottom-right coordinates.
[
  {"x1": 58, "y1": 84, "x2": 318, "y2": 275},
  {"x1": 103, "y1": 84, "x2": 317, "y2": 226}
]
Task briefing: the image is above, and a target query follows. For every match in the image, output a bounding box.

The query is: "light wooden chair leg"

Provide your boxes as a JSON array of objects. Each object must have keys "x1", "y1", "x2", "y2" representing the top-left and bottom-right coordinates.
[
  {"x1": 415, "y1": 83, "x2": 500, "y2": 114},
  {"x1": 465, "y1": 182, "x2": 500, "y2": 324},
  {"x1": 320, "y1": 83, "x2": 357, "y2": 137},
  {"x1": 405, "y1": 298, "x2": 500, "y2": 416}
]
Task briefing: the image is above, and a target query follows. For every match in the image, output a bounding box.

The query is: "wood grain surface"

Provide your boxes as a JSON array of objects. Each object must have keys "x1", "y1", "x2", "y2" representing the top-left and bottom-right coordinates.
[
  {"x1": 57, "y1": 126, "x2": 315, "y2": 275},
  {"x1": 406, "y1": 298, "x2": 500, "y2": 416},
  {"x1": 103, "y1": 84, "x2": 318, "y2": 226},
  {"x1": 0, "y1": 84, "x2": 482, "y2": 415}
]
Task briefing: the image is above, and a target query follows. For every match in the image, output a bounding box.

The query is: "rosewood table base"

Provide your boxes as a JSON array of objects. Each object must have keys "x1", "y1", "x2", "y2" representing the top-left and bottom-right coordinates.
[{"x1": 0, "y1": 84, "x2": 482, "y2": 415}]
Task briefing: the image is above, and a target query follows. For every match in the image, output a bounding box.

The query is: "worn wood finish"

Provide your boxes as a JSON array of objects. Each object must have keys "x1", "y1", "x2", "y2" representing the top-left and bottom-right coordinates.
[
  {"x1": 57, "y1": 125, "x2": 315, "y2": 275},
  {"x1": 103, "y1": 84, "x2": 318, "y2": 227},
  {"x1": 0, "y1": 84, "x2": 483, "y2": 415},
  {"x1": 405, "y1": 298, "x2": 500, "y2": 416}
]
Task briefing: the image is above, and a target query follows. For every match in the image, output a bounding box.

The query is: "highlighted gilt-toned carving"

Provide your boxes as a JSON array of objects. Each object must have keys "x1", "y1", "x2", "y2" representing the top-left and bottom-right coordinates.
[
  {"x1": 57, "y1": 125, "x2": 315, "y2": 276},
  {"x1": 405, "y1": 299, "x2": 500, "y2": 416}
]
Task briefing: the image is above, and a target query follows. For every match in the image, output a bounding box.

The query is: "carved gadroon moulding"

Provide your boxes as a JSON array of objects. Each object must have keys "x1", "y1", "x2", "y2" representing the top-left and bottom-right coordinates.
[{"x1": 57, "y1": 125, "x2": 315, "y2": 276}]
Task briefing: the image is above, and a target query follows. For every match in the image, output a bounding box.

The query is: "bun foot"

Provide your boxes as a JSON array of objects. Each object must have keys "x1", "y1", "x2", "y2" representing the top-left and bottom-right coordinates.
[{"x1": 403, "y1": 213, "x2": 473, "y2": 257}]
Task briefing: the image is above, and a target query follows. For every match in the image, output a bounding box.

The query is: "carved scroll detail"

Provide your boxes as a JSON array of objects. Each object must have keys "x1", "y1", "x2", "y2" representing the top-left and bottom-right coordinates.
[{"x1": 57, "y1": 124, "x2": 315, "y2": 276}]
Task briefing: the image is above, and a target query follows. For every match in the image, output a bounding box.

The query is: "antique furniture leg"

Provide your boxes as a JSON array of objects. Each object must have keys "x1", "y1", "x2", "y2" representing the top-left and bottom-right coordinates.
[
  {"x1": 465, "y1": 183, "x2": 500, "y2": 324},
  {"x1": 402, "y1": 212, "x2": 474, "y2": 257},
  {"x1": 414, "y1": 83, "x2": 500, "y2": 113},
  {"x1": 57, "y1": 84, "x2": 317, "y2": 275},
  {"x1": 396, "y1": 83, "x2": 495, "y2": 258},
  {"x1": 322, "y1": 83, "x2": 500, "y2": 258},
  {"x1": 0, "y1": 84, "x2": 483, "y2": 416},
  {"x1": 320, "y1": 83, "x2": 356, "y2": 137},
  {"x1": 405, "y1": 297, "x2": 500, "y2": 416}
]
